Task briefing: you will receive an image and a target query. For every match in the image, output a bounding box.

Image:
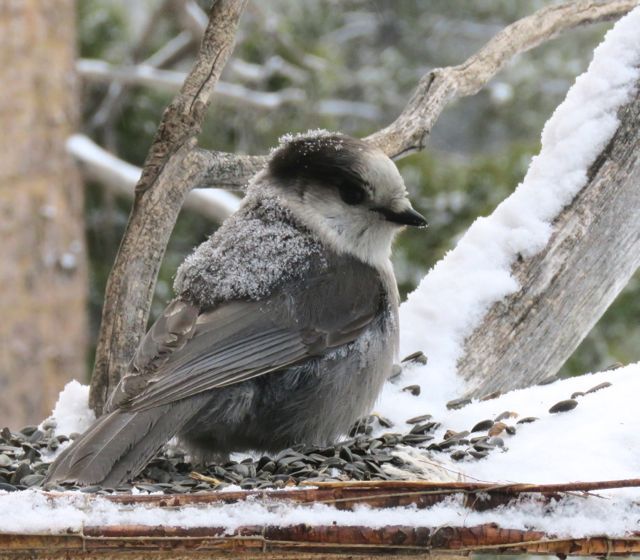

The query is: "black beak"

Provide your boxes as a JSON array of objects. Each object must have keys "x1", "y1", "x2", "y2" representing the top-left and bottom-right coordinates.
[{"x1": 373, "y1": 206, "x2": 428, "y2": 228}]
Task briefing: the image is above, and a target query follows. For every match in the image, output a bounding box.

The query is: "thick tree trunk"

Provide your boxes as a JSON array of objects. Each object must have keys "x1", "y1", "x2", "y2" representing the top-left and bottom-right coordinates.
[
  {"x1": 0, "y1": 1, "x2": 87, "y2": 426},
  {"x1": 458, "y1": 84, "x2": 640, "y2": 397}
]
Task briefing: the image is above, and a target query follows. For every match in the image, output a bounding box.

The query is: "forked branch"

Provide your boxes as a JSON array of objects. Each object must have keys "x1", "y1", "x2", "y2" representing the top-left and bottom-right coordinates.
[{"x1": 89, "y1": 0, "x2": 248, "y2": 413}]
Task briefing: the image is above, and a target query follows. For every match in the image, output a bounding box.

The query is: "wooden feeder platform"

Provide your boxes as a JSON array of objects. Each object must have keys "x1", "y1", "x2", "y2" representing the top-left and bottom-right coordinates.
[{"x1": 2, "y1": 479, "x2": 640, "y2": 558}]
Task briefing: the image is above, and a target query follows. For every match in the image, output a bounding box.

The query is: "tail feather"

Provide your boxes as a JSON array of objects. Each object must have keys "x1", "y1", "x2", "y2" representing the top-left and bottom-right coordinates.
[{"x1": 44, "y1": 397, "x2": 207, "y2": 487}]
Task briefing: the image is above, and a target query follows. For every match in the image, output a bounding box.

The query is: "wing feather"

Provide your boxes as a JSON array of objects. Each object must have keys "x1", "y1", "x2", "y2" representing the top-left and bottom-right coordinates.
[{"x1": 111, "y1": 254, "x2": 386, "y2": 413}]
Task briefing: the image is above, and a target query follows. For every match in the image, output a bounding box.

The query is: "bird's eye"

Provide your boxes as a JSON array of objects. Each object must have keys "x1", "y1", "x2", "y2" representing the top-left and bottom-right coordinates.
[{"x1": 338, "y1": 183, "x2": 366, "y2": 205}]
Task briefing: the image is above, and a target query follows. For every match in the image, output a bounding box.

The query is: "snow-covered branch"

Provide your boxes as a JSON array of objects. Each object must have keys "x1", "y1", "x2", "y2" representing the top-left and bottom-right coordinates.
[
  {"x1": 394, "y1": 6, "x2": 640, "y2": 400},
  {"x1": 458, "y1": 83, "x2": 640, "y2": 396},
  {"x1": 67, "y1": 134, "x2": 240, "y2": 222}
]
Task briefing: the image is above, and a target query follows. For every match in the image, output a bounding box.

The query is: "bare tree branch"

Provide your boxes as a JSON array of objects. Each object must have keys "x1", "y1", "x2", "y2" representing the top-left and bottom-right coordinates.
[
  {"x1": 67, "y1": 134, "x2": 240, "y2": 222},
  {"x1": 89, "y1": 0, "x2": 248, "y2": 414},
  {"x1": 457, "y1": 84, "x2": 640, "y2": 397},
  {"x1": 144, "y1": 31, "x2": 195, "y2": 68},
  {"x1": 78, "y1": 59, "x2": 381, "y2": 117},
  {"x1": 228, "y1": 55, "x2": 309, "y2": 85},
  {"x1": 171, "y1": 0, "x2": 208, "y2": 41},
  {"x1": 192, "y1": 147, "x2": 266, "y2": 191},
  {"x1": 89, "y1": 0, "x2": 189, "y2": 132},
  {"x1": 364, "y1": 0, "x2": 640, "y2": 158},
  {"x1": 193, "y1": 0, "x2": 640, "y2": 187}
]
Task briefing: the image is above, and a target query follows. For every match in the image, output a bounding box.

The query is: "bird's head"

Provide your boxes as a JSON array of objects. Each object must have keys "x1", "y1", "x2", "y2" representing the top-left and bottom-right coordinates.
[{"x1": 262, "y1": 131, "x2": 427, "y2": 267}]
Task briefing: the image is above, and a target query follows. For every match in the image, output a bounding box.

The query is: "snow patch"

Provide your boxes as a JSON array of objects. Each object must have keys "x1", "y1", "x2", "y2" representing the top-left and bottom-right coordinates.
[
  {"x1": 41, "y1": 380, "x2": 95, "y2": 437},
  {"x1": 174, "y1": 193, "x2": 323, "y2": 306},
  {"x1": 1, "y1": 487, "x2": 638, "y2": 537},
  {"x1": 275, "y1": 128, "x2": 334, "y2": 151}
]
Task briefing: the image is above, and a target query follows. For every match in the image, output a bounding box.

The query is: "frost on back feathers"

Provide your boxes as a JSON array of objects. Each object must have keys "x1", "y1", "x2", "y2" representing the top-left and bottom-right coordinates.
[{"x1": 174, "y1": 194, "x2": 324, "y2": 308}]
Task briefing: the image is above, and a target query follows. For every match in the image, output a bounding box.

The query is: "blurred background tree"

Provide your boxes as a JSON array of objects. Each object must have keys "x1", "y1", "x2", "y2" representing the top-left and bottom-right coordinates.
[
  {"x1": 0, "y1": 1, "x2": 87, "y2": 427},
  {"x1": 6, "y1": 0, "x2": 636, "y2": 425}
]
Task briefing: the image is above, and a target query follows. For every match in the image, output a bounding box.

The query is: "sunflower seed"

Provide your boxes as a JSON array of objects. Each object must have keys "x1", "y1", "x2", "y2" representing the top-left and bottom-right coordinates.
[
  {"x1": 402, "y1": 384, "x2": 421, "y2": 396},
  {"x1": 495, "y1": 411, "x2": 518, "y2": 422},
  {"x1": 469, "y1": 450, "x2": 489, "y2": 460},
  {"x1": 549, "y1": 399, "x2": 578, "y2": 413},
  {"x1": 450, "y1": 450, "x2": 467, "y2": 461},
  {"x1": 488, "y1": 422, "x2": 507, "y2": 436},
  {"x1": 585, "y1": 382, "x2": 612, "y2": 395},
  {"x1": 405, "y1": 414, "x2": 432, "y2": 425},
  {"x1": 471, "y1": 419, "x2": 494, "y2": 433},
  {"x1": 446, "y1": 397, "x2": 472, "y2": 410},
  {"x1": 401, "y1": 351, "x2": 428, "y2": 365}
]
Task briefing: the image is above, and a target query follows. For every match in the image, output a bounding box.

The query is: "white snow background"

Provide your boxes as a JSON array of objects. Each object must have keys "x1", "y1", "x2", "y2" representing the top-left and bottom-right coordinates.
[{"x1": 3, "y1": 6, "x2": 640, "y2": 537}]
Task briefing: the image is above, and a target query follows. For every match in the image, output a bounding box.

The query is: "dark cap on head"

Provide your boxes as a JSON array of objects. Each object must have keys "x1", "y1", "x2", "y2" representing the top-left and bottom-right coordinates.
[{"x1": 268, "y1": 132, "x2": 370, "y2": 205}]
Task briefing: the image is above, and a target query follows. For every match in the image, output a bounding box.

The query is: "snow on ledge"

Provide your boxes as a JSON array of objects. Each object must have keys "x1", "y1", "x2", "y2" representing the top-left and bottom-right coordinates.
[
  {"x1": 389, "y1": 363, "x2": 640, "y2": 484},
  {"x1": 4, "y1": 363, "x2": 640, "y2": 536},
  {"x1": 0, "y1": 486, "x2": 638, "y2": 537}
]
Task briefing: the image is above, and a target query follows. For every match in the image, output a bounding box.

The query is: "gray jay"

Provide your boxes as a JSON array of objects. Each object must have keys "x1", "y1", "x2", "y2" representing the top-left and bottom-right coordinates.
[{"x1": 45, "y1": 132, "x2": 427, "y2": 487}]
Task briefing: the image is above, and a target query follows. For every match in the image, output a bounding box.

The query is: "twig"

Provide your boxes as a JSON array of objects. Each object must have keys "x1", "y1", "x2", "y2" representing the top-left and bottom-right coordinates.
[
  {"x1": 80, "y1": 477, "x2": 640, "y2": 511},
  {"x1": 4, "y1": 524, "x2": 640, "y2": 556},
  {"x1": 79, "y1": 59, "x2": 381, "y2": 117},
  {"x1": 79, "y1": 58, "x2": 306, "y2": 110},
  {"x1": 228, "y1": 56, "x2": 309, "y2": 85},
  {"x1": 172, "y1": 0, "x2": 208, "y2": 41}
]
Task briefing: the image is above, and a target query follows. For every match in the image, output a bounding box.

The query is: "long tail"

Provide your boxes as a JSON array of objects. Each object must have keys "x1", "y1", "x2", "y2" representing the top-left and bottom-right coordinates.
[{"x1": 44, "y1": 399, "x2": 202, "y2": 488}]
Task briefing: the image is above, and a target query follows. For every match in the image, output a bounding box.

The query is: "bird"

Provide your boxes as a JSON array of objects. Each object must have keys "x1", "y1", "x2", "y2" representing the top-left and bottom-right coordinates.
[{"x1": 44, "y1": 131, "x2": 427, "y2": 487}]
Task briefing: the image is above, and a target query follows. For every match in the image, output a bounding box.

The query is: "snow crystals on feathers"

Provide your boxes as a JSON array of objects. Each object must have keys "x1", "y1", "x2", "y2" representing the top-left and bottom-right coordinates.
[
  {"x1": 174, "y1": 194, "x2": 323, "y2": 307},
  {"x1": 275, "y1": 128, "x2": 335, "y2": 151}
]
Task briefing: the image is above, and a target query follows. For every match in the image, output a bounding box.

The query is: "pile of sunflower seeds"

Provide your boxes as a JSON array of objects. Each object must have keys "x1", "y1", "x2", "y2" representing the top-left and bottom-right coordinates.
[
  {"x1": 0, "y1": 362, "x2": 611, "y2": 494},
  {"x1": 0, "y1": 416, "x2": 427, "y2": 494}
]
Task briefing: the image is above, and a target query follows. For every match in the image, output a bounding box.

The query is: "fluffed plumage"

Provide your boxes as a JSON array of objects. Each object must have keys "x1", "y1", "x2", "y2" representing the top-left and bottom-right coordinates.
[{"x1": 45, "y1": 132, "x2": 426, "y2": 487}]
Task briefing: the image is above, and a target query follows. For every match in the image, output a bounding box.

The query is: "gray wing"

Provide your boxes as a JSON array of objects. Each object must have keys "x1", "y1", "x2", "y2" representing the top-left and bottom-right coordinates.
[{"x1": 108, "y1": 257, "x2": 385, "y2": 412}]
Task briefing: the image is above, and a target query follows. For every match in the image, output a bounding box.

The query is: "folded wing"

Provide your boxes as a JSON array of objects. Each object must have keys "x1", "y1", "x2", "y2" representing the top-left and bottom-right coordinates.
[{"x1": 109, "y1": 255, "x2": 385, "y2": 413}]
